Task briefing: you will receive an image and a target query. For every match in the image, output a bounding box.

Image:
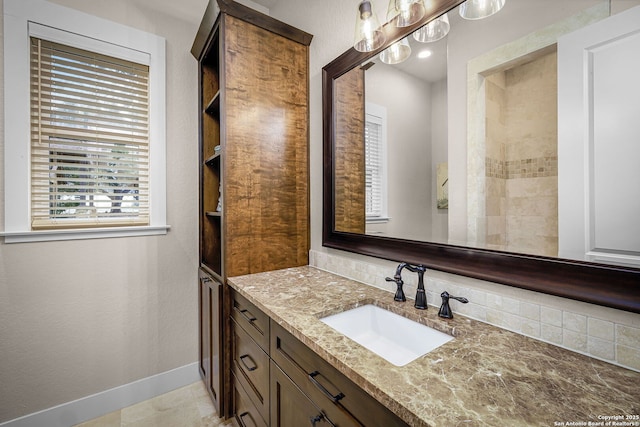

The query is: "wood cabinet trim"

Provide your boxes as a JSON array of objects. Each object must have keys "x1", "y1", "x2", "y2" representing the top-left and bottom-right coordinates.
[{"x1": 192, "y1": 0, "x2": 312, "y2": 59}]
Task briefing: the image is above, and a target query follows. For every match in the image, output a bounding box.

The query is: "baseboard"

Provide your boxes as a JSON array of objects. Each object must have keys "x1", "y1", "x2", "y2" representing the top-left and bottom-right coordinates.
[{"x1": 0, "y1": 362, "x2": 201, "y2": 427}]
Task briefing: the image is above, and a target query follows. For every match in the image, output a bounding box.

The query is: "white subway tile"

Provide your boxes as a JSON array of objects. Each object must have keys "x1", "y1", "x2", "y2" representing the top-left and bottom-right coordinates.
[
  {"x1": 563, "y1": 330, "x2": 587, "y2": 353},
  {"x1": 587, "y1": 336, "x2": 615, "y2": 361},
  {"x1": 563, "y1": 312, "x2": 587, "y2": 334},
  {"x1": 616, "y1": 344, "x2": 640, "y2": 372},
  {"x1": 541, "y1": 306, "x2": 563, "y2": 327},
  {"x1": 541, "y1": 323, "x2": 563, "y2": 345},
  {"x1": 616, "y1": 325, "x2": 640, "y2": 349},
  {"x1": 521, "y1": 318, "x2": 541, "y2": 338},
  {"x1": 520, "y1": 302, "x2": 541, "y2": 321},
  {"x1": 588, "y1": 318, "x2": 614, "y2": 341}
]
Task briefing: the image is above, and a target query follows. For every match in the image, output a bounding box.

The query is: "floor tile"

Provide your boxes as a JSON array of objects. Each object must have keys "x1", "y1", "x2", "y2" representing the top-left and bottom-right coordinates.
[
  {"x1": 73, "y1": 382, "x2": 230, "y2": 427},
  {"x1": 74, "y1": 410, "x2": 121, "y2": 427}
]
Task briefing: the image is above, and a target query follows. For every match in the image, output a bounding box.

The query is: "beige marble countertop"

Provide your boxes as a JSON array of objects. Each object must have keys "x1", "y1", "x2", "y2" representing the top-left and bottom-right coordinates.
[{"x1": 227, "y1": 266, "x2": 640, "y2": 427}]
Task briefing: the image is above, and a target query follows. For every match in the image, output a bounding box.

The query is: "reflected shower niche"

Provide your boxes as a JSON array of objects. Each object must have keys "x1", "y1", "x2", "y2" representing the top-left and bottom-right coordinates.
[
  {"x1": 480, "y1": 50, "x2": 559, "y2": 257},
  {"x1": 464, "y1": 3, "x2": 597, "y2": 259},
  {"x1": 465, "y1": 1, "x2": 640, "y2": 267}
]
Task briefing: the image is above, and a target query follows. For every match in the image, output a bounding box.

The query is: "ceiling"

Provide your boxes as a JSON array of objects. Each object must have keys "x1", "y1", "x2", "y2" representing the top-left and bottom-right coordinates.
[
  {"x1": 139, "y1": 0, "x2": 280, "y2": 25},
  {"x1": 376, "y1": 7, "x2": 475, "y2": 83},
  {"x1": 250, "y1": 0, "x2": 280, "y2": 8}
]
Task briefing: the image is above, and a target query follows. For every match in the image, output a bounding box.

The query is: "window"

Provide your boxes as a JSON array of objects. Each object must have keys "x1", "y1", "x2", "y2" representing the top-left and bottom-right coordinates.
[
  {"x1": 30, "y1": 38, "x2": 150, "y2": 230},
  {"x1": 2, "y1": 0, "x2": 167, "y2": 242},
  {"x1": 365, "y1": 103, "x2": 388, "y2": 222}
]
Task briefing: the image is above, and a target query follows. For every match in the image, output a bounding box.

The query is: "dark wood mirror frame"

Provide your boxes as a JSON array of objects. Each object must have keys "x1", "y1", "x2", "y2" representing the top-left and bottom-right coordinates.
[{"x1": 322, "y1": 0, "x2": 640, "y2": 314}]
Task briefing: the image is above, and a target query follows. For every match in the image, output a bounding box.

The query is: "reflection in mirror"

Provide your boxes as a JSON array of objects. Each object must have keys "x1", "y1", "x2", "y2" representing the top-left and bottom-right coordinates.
[
  {"x1": 334, "y1": 66, "x2": 366, "y2": 234},
  {"x1": 332, "y1": 0, "x2": 640, "y2": 267},
  {"x1": 366, "y1": 34, "x2": 448, "y2": 243}
]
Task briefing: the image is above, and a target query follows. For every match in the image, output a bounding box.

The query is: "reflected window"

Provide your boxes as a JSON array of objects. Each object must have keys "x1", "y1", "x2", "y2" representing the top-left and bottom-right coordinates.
[{"x1": 365, "y1": 103, "x2": 388, "y2": 221}]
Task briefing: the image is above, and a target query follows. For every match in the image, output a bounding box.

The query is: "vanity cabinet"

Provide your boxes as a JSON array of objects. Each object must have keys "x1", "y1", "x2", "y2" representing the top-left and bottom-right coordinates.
[
  {"x1": 230, "y1": 289, "x2": 409, "y2": 427},
  {"x1": 192, "y1": 0, "x2": 312, "y2": 417},
  {"x1": 232, "y1": 292, "x2": 271, "y2": 425},
  {"x1": 271, "y1": 321, "x2": 409, "y2": 427},
  {"x1": 231, "y1": 291, "x2": 271, "y2": 426}
]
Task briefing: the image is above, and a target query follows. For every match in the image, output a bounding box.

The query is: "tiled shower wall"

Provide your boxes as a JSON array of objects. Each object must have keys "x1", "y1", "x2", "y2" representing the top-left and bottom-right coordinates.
[
  {"x1": 310, "y1": 250, "x2": 640, "y2": 372},
  {"x1": 483, "y1": 52, "x2": 559, "y2": 258}
]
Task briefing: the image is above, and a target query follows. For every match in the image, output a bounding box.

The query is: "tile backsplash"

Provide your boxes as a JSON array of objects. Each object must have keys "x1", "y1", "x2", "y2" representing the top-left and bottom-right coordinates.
[{"x1": 310, "y1": 250, "x2": 640, "y2": 372}]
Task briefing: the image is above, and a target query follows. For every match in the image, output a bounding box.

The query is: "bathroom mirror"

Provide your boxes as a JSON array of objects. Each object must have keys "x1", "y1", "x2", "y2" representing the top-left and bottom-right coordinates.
[{"x1": 323, "y1": 0, "x2": 640, "y2": 313}]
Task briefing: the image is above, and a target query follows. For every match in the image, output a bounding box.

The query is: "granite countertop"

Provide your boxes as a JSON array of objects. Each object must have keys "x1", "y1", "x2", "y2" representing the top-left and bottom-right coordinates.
[{"x1": 227, "y1": 266, "x2": 640, "y2": 427}]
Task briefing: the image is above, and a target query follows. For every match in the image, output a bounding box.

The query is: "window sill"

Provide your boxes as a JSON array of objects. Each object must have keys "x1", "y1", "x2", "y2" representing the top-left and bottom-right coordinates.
[
  {"x1": 366, "y1": 216, "x2": 390, "y2": 224},
  {"x1": 1, "y1": 225, "x2": 171, "y2": 243}
]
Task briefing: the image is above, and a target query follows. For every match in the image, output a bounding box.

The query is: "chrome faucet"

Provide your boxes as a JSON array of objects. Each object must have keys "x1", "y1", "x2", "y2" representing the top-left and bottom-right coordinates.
[{"x1": 385, "y1": 262, "x2": 428, "y2": 309}]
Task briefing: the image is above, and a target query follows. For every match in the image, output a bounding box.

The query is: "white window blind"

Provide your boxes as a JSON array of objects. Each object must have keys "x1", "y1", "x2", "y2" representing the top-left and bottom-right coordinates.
[
  {"x1": 30, "y1": 37, "x2": 150, "y2": 230},
  {"x1": 365, "y1": 114, "x2": 383, "y2": 218}
]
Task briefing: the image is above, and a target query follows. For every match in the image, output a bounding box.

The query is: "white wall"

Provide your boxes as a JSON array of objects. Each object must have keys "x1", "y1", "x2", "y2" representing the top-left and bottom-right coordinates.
[
  {"x1": 0, "y1": 0, "x2": 205, "y2": 422},
  {"x1": 430, "y1": 78, "x2": 448, "y2": 242},
  {"x1": 365, "y1": 64, "x2": 433, "y2": 241}
]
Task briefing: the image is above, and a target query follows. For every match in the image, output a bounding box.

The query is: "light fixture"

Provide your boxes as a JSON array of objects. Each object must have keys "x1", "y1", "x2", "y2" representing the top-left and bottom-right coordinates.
[
  {"x1": 354, "y1": 0, "x2": 386, "y2": 52},
  {"x1": 413, "y1": 13, "x2": 450, "y2": 43},
  {"x1": 417, "y1": 49, "x2": 432, "y2": 59},
  {"x1": 379, "y1": 37, "x2": 411, "y2": 64},
  {"x1": 387, "y1": 0, "x2": 426, "y2": 28},
  {"x1": 459, "y1": 0, "x2": 506, "y2": 20}
]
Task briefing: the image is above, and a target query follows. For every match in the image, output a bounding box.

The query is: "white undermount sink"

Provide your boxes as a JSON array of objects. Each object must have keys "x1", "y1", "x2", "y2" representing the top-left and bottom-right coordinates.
[{"x1": 320, "y1": 304, "x2": 453, "y2": 367}]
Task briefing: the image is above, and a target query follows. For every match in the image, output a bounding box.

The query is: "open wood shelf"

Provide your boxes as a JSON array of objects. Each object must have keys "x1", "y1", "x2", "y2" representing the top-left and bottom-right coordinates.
[
  {"x1": 204, "y1": 151, "x2": 221, "y2": 165},
  {"x1": 205, "y1": 90, "x2": 220, "y2": 115}
]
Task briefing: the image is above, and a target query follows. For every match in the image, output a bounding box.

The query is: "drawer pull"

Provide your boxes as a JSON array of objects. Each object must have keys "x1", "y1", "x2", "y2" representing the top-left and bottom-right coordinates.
[
  {"x1": 308, "y1": 371, "x2": 345, "y2": 403},
  {"x1": 310, "y1": 411, "x2": 336, "y2": 426},
  {"x1": 239, "y1": 354, "x2": 258, "y2": 371},
  {"x1": 239, "y1": 308, "x2": 257, "y2": 323},
  {"x1": 238, "y1": 411, "x2": 257, "y2": 427}
]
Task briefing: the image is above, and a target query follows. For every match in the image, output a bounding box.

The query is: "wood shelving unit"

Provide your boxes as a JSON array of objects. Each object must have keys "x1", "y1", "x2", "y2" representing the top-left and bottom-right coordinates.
[{"x1": 192, "y1": 0, "x2": 313, "y2": 420}]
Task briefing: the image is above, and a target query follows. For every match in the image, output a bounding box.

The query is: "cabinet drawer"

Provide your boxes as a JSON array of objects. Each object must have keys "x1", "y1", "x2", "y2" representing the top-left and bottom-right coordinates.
[
  {"x1": 270, "y1": 361, "x2": 336, "y2": 427},
  {"x1": 270, "y1": 321, "x2": 409, "y2": 427},
  {"x1": 232, "y1": 290, "x2": 270, "y2": 352},
  {"x1": 232, "y1": 318, "x2": 270, "y2": 423},
  {"x1": 233, "y1": 373, "x2": 268, "y2": 427}
]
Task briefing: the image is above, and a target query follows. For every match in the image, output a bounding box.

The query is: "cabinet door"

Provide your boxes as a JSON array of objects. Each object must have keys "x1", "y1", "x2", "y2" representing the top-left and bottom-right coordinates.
[
  {"x1": 199, "y1": 269, "x2": 223, "y2": 414},
  {"x1": 271, "y1": 362, "x2": 335, "y2": 427},
  {"x1": 223, "y1": 14, "x2": 310, "y2": 278},
  {"x1": 198, "y1": 273, "x2": 211, "y2": 384}
]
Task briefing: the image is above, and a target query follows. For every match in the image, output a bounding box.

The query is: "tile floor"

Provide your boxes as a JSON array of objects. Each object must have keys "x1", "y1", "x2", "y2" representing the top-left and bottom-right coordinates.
[{"x1": 74, "y1": 381, "x2": 232, "y2": 427}]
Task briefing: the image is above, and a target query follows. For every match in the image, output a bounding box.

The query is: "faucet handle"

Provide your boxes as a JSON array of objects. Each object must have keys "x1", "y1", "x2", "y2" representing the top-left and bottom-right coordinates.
[
  {"x1": 438, "y1": 291, "x2": 469, "y2": 319},
  {"x1": 385, "y1": 276, "x2": 406, "y2": 302}
]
